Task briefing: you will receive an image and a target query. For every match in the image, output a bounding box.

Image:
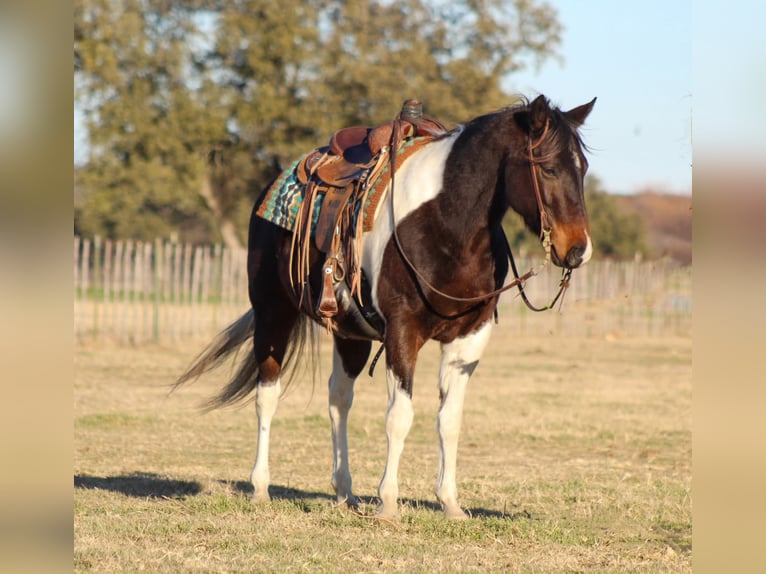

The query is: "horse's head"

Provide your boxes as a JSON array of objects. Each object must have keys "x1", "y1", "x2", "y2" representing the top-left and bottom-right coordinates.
[{"x1": 507, "y1": 95, "x2": 596, "y2": 269}]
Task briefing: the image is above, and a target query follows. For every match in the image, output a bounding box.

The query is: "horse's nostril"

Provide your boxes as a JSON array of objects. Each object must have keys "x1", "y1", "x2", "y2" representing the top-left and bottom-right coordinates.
[{"x1": 565, "y1": 246, "x2": 585, "y2": 268}]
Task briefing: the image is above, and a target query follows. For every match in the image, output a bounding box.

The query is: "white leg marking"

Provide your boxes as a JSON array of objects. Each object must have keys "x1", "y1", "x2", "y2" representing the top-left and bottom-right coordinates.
[
  {"x1": 581, "y1": 232, "x2": 593, "y2": 265},
  {"x1": 377, "y1": 373, "x2": 414, "y2": 518},
  {"x1": 328, "y1": 345, "x2": 357, "y2": 506},
  {"x1": 250, "y1": 380, "x2": 281, "y2": 502},
  {"x1": 362, "y1": 130, "x2": 463, "y2": 311},
  {"x1": 435, "y1": 322, "x2": 493, "y2": 519}
]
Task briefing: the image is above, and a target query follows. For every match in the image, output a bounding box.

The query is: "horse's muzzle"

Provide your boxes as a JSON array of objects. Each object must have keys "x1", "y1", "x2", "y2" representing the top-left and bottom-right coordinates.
[
  {"x1": 562, "y1": 234, "x2": 593, "y2": 269},
  {"x1": 564, "y1": 245, "x2": 586, "y2": 269}
]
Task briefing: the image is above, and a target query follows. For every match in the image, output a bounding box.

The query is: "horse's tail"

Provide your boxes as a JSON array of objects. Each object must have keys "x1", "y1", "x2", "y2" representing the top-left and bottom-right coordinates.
[{"x1": 173, "y1": 309, "x2": 316, "y2": 410}]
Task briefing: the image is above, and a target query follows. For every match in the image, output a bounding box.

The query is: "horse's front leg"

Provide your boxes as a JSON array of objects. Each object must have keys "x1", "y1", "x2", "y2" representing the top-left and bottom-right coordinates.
[
  {"x1": 377, "y1": 329, "x2": 421, "y2": 518},
  {"x1": 435, "y1": 321, "x2": 493, "y2": 519},
  {"x1": 328, "y1": 337, "x2": 370, "y2": 508}
]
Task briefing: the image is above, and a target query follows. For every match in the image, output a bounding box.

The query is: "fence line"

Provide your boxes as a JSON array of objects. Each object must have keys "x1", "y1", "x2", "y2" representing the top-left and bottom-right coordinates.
[
  {"x1": 73, "y1": 236, "x2": 691, "y2": 344},
  {"x1": 494, "y1": 256, "x2": 691, "y2": 339}
]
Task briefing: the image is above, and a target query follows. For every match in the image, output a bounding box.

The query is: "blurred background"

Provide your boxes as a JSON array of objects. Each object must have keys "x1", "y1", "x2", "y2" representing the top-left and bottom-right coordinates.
[
  {"x1": 73, "y1": 0, "x2": 691, "y2": 261},
  {"x1": 72, "y1": 0, "x2": 693, "y2": 346}
]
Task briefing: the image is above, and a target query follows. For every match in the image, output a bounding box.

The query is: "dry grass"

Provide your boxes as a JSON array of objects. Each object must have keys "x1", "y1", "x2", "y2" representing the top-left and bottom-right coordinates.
[{"x1": 74, "y1": 323, "x2": 691, "y2": 572}]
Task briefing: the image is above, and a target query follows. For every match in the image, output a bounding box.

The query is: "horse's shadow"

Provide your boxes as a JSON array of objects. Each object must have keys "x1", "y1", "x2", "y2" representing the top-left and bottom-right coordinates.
[
  {"x1": 223, "y1": 479, "x2": 335, "y2": 503},
  {"x1": 75, "y1": 472, "x2": 529, "y2": 520},
  {"x1": 74, "y1": 472, "x2": 203, "y2": 499},
  {"x1": 74, "y1": 473, "x2": 337, "y2": 503},
  {"x1": 223, "y1": 480, "x2": 443, "y2": 512}
]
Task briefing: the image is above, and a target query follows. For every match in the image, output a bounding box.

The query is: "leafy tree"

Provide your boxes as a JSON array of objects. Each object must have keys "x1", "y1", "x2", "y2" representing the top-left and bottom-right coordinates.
[
  {"x1": 74, "y1": 0, "x2": 232, "y2": 243},
  {"x1": 306, "y1": 0, "x2": 561, "y2": 126},
  {"x1": 74, "y1": 0, "x2": 563, "y2": 244},
  {"x1": 584, "y1": 175, "x2": 650, "y2": 259}
]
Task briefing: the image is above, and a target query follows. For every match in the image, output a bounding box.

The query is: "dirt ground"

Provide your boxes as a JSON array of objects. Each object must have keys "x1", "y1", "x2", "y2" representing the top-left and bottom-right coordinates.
[{"x1": 74, "y1": 326, "x2": 691, "y2": 572}]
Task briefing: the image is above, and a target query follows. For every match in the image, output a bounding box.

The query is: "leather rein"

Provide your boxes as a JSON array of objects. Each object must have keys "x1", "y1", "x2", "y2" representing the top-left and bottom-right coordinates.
[{"x1": 388, "y1": 115, "x2": 573, "y2": 314}]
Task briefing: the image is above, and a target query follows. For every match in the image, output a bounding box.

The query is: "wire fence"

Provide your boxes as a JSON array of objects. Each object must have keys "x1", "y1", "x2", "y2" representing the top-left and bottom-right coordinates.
[{"x1": 73, "y1": 236, "x2": 691, "y2": 345}]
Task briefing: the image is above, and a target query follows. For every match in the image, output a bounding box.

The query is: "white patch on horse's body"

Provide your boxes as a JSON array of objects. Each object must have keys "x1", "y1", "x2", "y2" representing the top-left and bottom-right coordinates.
[
  {"x1": 328, "y1": 345, "x2": 357, "y2": 506},
  {"x1": 362, "y1": 129, "x2": 463, "y2": 312},
  {"x1": 377, "y1": 376, "x2": 415, "y2": 517},
  {"x1": 435, "y1": 321, "x2": 493, "y2": 518},
  {"x1": 251, "y1": 380, "x2": 281, "y2": 502}
]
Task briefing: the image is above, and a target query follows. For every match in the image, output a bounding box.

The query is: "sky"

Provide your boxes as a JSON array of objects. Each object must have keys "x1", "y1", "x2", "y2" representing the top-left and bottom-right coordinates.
[{"x1": 506, "y1": 0, "x2": 692, "y2": 195}]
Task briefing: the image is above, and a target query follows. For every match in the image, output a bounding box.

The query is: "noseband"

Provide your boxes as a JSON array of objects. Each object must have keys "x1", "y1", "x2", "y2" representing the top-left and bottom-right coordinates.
[{"x1": 388, "y1": 112, "x2": 572, "y2": 314}]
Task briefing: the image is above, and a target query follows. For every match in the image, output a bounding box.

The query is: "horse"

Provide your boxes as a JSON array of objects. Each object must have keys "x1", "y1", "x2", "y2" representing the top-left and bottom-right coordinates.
[{"x1": 176, "y1": 94, "x2": 596, "y2": 519}]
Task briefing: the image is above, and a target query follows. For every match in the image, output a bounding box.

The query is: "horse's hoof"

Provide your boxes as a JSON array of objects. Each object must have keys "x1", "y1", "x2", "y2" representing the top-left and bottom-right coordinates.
[
  {"x1": 336, "y1": 494, "x2": 358, "y2": 510},
  {"x1": 375, "y1": 505, "x2": 400, "y2": 520},
  {"x1": 251, "y1": 491, "x2": 271, "y2": 504},
  {"x1": 443, "y1": 507, "x2": 468, "y2": 520}
]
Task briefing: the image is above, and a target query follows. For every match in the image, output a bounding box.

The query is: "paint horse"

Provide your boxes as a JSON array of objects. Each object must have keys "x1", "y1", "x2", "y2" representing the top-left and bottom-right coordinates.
[{"x1": 176, "y1": 95, "x2": 596, "y2": 519}]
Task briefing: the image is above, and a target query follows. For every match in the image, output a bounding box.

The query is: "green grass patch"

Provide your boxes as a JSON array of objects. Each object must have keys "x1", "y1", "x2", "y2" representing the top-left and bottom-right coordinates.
[{"x1": 75, "y1": 412, "x2": 158, "y2": 428}]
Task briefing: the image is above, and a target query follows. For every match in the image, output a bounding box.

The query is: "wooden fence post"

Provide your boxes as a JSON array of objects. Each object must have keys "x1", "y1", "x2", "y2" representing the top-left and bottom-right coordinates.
[
  {"x1": 103, "y1": 239, "x2": 113, "y2": 343},
  {"x1": 172, "y1": 241, "x2": 181, "y2": 342},
  {"x1": 153, "y1": 238, "x2": 162, "y2": 343},
  {"x1": 92, "y1": 236, "x2": 102, "y2": 338}
]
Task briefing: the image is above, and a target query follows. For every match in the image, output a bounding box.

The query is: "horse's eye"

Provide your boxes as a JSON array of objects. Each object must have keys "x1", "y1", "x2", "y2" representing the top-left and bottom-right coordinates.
[{"x1": 541, "y1": 166, "x2": 557, "y2": 177}]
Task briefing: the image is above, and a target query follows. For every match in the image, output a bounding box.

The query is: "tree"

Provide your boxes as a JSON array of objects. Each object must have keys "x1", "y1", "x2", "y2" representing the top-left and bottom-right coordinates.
[
  {"x1": 74, "y1": 0, "x2": 234, "y2": 243},
  {"x1": 74, "y1": 0, "x2": 563, "y2": 244},
  {"x1": 584, "y1": 176, "x2": 650, "y2": 259}
]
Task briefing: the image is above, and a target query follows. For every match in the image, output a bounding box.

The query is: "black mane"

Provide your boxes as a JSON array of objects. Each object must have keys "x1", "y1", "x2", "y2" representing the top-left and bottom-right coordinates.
[{"x1": 459, "y1": 97, "x2": 588, "y2": 160}]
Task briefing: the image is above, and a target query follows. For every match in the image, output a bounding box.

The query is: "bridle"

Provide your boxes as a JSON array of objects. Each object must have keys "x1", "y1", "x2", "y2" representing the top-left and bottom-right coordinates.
[
  {"x1": 515, "y1": 118, "x2": 574, "y2": 312},
  {"x1": 388, "y1": 113, "x2": 573, "y2": 314}
]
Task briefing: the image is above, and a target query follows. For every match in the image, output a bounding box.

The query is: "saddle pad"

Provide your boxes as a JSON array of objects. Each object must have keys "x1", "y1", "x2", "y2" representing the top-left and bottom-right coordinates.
[
  {"x1": 255, "y1": 136, "x2": 432, "y2": 235},
  {"x1": 255, "y1": 155, "x2": 325, "y2": 232}
]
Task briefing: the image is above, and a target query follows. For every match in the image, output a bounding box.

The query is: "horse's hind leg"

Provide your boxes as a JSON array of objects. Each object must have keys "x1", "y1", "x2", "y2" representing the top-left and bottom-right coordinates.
[
  {"x1": 249, "y1": 297, "x2": 299, "y2": 502},
  {"x1": 435, "y1": 322, "x2": 493, "y2": 519},
  {"x1": 328, "y1": 337, "x2": 371, "y2": 508},
  {"x1": 247, "y1": 226, "x2": 301, "y2": 502},
  {"x1": 252, "y1": 383, "x2": 279, "y2": 502}
]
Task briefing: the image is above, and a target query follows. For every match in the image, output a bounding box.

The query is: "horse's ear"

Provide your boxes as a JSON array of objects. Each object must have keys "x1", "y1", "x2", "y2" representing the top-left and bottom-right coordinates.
[
  {"x1": 515, "y1": 95, "x2": 550, "y2": 135},
  {"x1": 564, "y1": 97, "x2": 597, "y2": 127}
]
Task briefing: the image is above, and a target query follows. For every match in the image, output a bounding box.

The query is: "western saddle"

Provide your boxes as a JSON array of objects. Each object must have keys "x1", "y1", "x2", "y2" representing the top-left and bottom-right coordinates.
[{"x1": 289, "y1": 99, "x2": 448, "y2": 328}]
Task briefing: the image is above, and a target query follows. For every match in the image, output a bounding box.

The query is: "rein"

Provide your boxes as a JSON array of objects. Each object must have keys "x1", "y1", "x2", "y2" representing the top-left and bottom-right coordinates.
[{"x1": 388, "y1": 114, "x2": 572, "y2": 314}]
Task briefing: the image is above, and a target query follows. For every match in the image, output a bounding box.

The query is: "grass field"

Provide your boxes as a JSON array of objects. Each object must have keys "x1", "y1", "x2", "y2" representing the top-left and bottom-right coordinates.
[{"x1": 74, "y1": 324, "x2": 691, "y2": 572}]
